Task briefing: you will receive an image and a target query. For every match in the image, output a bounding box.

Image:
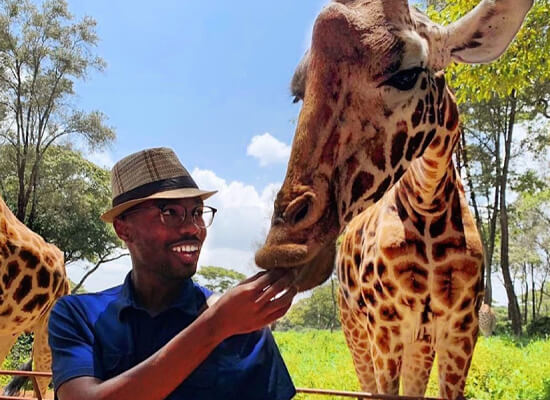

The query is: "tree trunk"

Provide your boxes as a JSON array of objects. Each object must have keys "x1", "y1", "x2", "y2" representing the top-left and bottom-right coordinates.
[
  {"x1": 538, "y1": 280, "x2": 546, "y2": 316},
  {"x1": 72, "y1": 251, "x2": 128, "y2": 293},
  {"x1": 27, "y1": 174, "x2": 40, "y2": 231},
  {"x1": 16, "y1": 158, "x2": 28, "y2": 222},
  {"x1": 500, "y1": 91, "x2": 522, "y2": 336},
  {"x1": 331, "y1": 277, "x2": 338, "y2": 332},
  {"x1": 531, "y1": 263, "x2": 536, "y2": 322},
  {"x1": 521, "y1": 262, "x2": 529, "y2": 325},
  {"x1": 460, "y1": 132, "x2": 494, "y2": 305},
  {"x1": 483, "y1": 259, "x2": 492, "y2": 305},
  {"x1": 484, "y1": 184, "x2": 500, "y2": 306}
]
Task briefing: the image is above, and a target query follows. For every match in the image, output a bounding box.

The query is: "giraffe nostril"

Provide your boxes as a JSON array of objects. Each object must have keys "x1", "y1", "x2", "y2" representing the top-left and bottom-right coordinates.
[
  {"x1": 280, "y1": 192, "x2": 319, "y2": 227},
  {"x1": 289, "y1": 202, "x2": 310, "y2": 225}
]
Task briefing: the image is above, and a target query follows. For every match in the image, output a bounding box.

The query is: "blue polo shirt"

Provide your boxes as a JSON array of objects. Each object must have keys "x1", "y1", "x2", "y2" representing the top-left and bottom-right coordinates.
[{"x1": 48, "y1": 273, "x2": 295, "y2": 399}]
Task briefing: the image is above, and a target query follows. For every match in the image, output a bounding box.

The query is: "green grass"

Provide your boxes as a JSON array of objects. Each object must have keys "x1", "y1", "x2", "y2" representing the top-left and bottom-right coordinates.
[
  {"x1": 274, "y1": 330, "x2": 550, "y2": 400},
  {"x1": 275, "y1": 330, "x2": 360, "y2": 399}
]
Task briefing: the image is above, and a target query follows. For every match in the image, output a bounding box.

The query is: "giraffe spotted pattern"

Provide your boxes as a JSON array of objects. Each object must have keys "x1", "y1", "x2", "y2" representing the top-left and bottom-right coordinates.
[{"x1": 0, "y1": 197, "x2": 69, "y2": 398}]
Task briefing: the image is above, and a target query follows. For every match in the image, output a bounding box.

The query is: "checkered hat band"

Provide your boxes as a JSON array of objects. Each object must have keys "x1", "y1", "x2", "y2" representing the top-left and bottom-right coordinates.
[{"x1": 112, "y1": 176, "x2": 198, "y2": 207}]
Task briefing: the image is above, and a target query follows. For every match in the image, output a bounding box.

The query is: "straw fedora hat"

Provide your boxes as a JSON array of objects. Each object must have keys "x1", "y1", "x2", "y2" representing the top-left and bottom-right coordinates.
[{"x1": 101, "y1": 147, "x2": 217, "y2": 223}]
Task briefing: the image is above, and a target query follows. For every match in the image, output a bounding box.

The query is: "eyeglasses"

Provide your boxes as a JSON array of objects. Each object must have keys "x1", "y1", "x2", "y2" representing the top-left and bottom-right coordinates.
[{"x1": 122, "y1": 204, "x2": 217, "y2": 229}]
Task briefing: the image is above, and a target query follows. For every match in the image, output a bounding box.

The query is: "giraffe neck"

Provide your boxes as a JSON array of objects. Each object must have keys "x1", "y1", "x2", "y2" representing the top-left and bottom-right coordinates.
[
  {"x1": 400, "y1": 85, "x2": 461, "y2": 214},
  {"x1": 399, "y1": 136, "x2": 460, "y2": 215},
  {"x1": 0, "y1": 195, "x2": 14, "y2": 234},
  {"x1": 0, "y1": 194, "x2": 27, "y2": 235}
]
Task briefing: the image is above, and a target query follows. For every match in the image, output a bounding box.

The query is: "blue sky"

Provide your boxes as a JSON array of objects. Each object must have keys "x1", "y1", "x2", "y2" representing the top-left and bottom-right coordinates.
[
  {"x1": 69, "y1": 0, "x2": 324, "y2": 187},
  {"x1": 67, "y1": 0, "x2": 328, "y2": 293},
  {"x1": 65, "y1": 0, "x2": 511, "y2": 305}
]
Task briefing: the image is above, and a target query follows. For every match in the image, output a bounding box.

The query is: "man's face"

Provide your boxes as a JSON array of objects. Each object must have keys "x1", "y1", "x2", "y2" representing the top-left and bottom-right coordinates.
[{"x1": 116, "y1": 197, "x2": 207, "y2": 281}]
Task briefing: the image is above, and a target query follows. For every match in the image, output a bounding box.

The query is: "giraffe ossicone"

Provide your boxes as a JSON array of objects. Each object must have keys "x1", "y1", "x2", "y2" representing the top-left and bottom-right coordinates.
[
  {"x1": 0, "y1": 196, "x2": 69, "y2": 397},
  {"x1": 256, "y1": 0, "x2": 532, "y2": 398}
]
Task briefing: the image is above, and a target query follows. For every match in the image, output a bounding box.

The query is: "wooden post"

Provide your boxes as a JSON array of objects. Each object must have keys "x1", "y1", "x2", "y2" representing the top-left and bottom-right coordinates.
[{"x1": 29, "y1": 376, "x2": 42, "y2": 400}]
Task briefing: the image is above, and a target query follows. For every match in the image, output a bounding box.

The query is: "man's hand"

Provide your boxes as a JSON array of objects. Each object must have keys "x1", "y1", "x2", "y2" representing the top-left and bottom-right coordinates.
[{"x1": 209, "y1": 269, "x2": 297, "y2": 338}]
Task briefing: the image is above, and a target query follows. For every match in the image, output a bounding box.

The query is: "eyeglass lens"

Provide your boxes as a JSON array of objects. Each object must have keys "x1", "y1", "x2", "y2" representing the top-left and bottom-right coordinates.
[{"x1": 160, "y1": 205, "x2": 216, "y2": 228}]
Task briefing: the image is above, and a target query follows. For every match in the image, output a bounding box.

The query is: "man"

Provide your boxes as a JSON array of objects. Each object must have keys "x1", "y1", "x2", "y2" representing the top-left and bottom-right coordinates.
[{"x1": 48, "y1": 147, "x2": 297, "y2": 400}]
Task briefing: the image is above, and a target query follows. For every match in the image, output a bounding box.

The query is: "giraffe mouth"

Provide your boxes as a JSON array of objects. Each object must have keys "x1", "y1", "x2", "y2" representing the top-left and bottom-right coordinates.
[
  {"x1": 255, "y1": 243, "x2": 309, "y2": 268},
  {"x1": 291, "y1": 242, "x2": 336, "y2": 291},
  {"x1": 255, "y1": 235, "x2": 337, "y2": 291}
]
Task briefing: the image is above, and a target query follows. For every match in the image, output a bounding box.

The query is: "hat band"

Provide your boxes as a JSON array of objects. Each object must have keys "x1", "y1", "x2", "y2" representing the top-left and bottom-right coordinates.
[{"x1": 112, "y1": 176, "x2": 198, "y2": 207}]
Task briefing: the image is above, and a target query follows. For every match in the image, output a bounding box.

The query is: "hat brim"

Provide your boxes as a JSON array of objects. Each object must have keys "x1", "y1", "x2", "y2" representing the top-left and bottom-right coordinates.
[{"x1": 100, "y1": 188, "x2": 217, "y2": 223}]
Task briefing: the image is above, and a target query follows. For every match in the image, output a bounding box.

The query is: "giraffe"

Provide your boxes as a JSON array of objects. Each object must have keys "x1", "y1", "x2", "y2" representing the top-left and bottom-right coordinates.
[
  {"x1": 478, "y1": 303, "x2": 496, "y2": 337},
  {"x1": 0, "y1": 195, "x2": 69, "y2": 397},
  {"x1": 255, "y1": 0, "x2": 532, "y2": 398}
]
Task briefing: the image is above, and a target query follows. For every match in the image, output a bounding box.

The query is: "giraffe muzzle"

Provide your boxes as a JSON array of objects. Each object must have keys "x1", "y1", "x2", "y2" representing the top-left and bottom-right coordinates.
[
  {"x1": 255, "y1": 243, "x2": 308, "y2": 269},
  {"x1": 255, "y1": 241, "x2": 336, "y2": 291}
]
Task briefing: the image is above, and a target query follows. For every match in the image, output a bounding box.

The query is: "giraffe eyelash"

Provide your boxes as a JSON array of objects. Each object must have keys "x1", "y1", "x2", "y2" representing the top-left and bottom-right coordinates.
[{"x1": 379, "y1": 67, "x2": 426, "y2": 91}]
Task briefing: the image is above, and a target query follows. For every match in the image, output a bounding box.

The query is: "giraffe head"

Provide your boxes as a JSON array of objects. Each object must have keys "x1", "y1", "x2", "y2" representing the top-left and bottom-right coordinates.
[{"x1": 256, "y1": 0, "x2": 532, "y2": 290}]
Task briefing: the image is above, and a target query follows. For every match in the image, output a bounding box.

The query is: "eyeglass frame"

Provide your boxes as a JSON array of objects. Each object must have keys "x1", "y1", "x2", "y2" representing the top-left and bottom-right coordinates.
[{"x1": 119, "y1": 203, "x2": 217, "y2": 229}]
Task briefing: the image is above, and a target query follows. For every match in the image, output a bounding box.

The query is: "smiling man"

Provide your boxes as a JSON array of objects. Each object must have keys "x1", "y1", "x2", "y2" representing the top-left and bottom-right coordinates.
[{"x1": 48, "y1": 147, "x2": 297, "y2": 400}]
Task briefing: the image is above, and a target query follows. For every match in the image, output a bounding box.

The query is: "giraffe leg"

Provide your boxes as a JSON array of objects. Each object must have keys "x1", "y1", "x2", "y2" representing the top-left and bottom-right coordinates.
[
  {"x1": 370, "y1": 336, "x2": 401, "y2": 396},
  {"x1": 0, "y1": 332, "x2": 21, "y2": 366},
  {"x1": 31, "y1": 314, "x2": 53, "y2": 397},
  {"x1": 400, "y1": 339, "x2": 435, "y2": 396},
  {"x1": 435, "y1": 327, "x2": 477, "y2": 400},
  {"x1": 338, "y1": 291, "x2": 377, "y2": 392}
]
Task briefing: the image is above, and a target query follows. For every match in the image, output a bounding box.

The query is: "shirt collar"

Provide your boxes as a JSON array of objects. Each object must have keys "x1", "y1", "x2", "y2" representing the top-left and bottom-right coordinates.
[{"x1": 115, "y1": 272, "x2": 203, "y2": 320}]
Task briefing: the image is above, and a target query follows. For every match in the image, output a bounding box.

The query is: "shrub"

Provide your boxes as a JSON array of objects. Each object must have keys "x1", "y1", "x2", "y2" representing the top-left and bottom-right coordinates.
[
  {"x1": 0, "y1": 334, "x2": 33, "y2": 389},
  {"x1": 527, "y1": 316, "x2": 550, "y2": 337}
]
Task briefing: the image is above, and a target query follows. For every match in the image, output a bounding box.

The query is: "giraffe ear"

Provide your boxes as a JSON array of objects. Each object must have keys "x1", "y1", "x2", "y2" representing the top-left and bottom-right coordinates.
[{"x1": 443, "y1": 0, "x2": 532, "y2": 65}]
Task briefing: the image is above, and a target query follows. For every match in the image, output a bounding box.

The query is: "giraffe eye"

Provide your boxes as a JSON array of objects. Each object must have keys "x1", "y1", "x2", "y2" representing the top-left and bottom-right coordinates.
[{"x1": 382, "y1": 67, "x2": 424, "y2": 91}]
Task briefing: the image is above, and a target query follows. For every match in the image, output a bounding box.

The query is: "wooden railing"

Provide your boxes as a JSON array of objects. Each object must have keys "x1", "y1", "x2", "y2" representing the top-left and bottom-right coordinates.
[
  {"x1": 0, "y1": 370, "x2": 445, "y2": 400},
  {"x1": 0, "y1": 370, "x2": 51, "y2": 400}
]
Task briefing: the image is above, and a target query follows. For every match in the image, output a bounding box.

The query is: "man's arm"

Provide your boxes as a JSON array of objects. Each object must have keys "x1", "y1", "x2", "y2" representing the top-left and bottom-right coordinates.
[{"x1": 56, "y1": 269, "x2": 296, "y2": 400}]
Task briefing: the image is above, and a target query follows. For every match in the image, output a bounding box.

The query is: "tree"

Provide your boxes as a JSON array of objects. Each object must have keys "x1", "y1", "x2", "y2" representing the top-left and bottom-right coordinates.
[
  {"x1": 428, "y1": 0, "x2": 550, "y2": 335},
  {"x1": 278, "y1": 279, "x2": 340, "y2": 331},
  {"x1": 509, "y1": 189, "x2": 550, "y2": 323},
  {"x1": 0, "y1": 0, "x2": 115, "y2": 224},
  {"x1": 0, "y1": 143, "x2": 126, "y2": 289},
  {"x1": 196, "y1": 266, "x2": 246, "y2": 293}
]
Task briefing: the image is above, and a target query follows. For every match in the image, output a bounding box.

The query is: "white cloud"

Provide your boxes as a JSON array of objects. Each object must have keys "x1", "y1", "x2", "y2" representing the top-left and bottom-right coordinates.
[
  {"x1": 261, "y1": 183, "x2": 281, "y2": 205},
  {"x1": 246, "y1": 133, "x2": 290, "y2": 167},
  {"x1": 67, "y1": 256, "x2": 132, "y2": 292},
  {"x1": 192, "y1": 167, "x2": 279, "y2": 252},
  {"x1": 197, "y1": 248, "x2": 259, "y2": 277}
]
